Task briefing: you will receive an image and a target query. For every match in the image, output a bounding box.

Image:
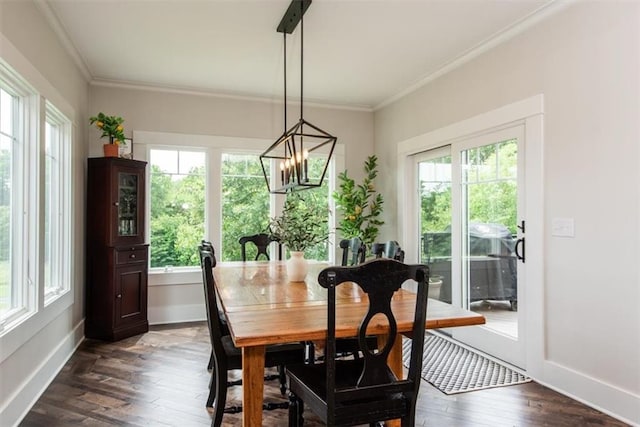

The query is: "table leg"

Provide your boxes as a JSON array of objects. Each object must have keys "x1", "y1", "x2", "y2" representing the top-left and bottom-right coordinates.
[
  {"x1": 379, "y1": 334, "x2": 403, "y2": 427},
  {"x1": 242, "y1": 345, "x2": 265, "y2": 427}
]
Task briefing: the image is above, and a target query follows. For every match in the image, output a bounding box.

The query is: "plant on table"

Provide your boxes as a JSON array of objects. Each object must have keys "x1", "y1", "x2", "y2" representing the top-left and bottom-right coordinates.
[{"x1": 268, "y1": 191, "x2": 328, "y2": 253}]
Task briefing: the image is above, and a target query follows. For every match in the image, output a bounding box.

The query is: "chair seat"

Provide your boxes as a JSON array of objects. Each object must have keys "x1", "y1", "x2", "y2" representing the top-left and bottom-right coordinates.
[
  {"x1": 287, "y1": 360, "x2": 408, "y2": 425},
  {"x1": 222, "y1": 335, "x2": 305, "y2": 370}
]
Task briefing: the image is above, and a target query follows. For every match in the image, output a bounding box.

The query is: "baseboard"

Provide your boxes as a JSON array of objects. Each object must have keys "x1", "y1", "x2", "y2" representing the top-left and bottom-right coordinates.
[
  {"x1": 3, "y1": 320, "x2": 85, "y2": 427},
  {"x1": 541, "y1": 360, "x2": 640, "y2": 426},
  {"x1": 148, "y1": 303, "x2": 205, "y2": 325}
]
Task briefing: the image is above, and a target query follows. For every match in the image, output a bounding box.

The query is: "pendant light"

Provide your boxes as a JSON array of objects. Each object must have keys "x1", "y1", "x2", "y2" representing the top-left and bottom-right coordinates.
[{"x1": 259, "y1": 0, "x2": 337, "y2": 194}]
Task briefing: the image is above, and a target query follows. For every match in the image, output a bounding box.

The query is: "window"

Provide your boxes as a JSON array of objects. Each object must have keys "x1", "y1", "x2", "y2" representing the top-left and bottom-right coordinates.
[
  {"x1": 0, "y1": 60, "x2": 73, "y2": 332},
  {"x1": 149, "y1": 149, "x2": 206, "y2": 269},
  {"x1": 220, "y1": 152, "x2": 330, "y2": 262},
  {"x1": 221, "y1": 153, "x2": 270, "y2": 261},
  {"x1": 298, "y1": 155, "x2": 330, "y2": 261},
  {"x1": 0, "y1": 86, "x2": 21, "y2": 323},
  {"x1": 44, "y1": 103, "x2": 71, "y2": 304},
  {"x1": 142, "y1": 132, "x2": 340, "y2": 274}
]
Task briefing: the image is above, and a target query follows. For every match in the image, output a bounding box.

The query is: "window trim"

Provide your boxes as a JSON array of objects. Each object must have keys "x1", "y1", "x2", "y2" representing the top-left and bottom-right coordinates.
[
  {"x1": 43, "y1": 101, "x2": 72, "y2": 306},
  {"x1": 135, "y1": 130, "x2": 344, "y2": 285},
  {"x1": 0, "y1": 38, "x2": 76, "y2": 361}
]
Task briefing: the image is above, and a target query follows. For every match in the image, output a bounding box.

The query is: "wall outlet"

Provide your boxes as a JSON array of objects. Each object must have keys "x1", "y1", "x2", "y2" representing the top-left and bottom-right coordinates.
[{"x1": 552, "y1": 218, "x2": 575, "y2": 237}]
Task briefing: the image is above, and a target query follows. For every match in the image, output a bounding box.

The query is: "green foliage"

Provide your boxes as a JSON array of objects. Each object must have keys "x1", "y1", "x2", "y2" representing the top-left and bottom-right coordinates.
[
  {"x1": 421, "y1": 140, "x2": 518, "y2": 236},
  {"x1": 421, "y1": 183, "x2": 451, "y2": 232},
  {"x1": 89, "y1": 112, "x2": 126, "y2": 143},
  {"x1": 0, "y1": 148, "x2": 9, "y2": 261},
  {"x1": 269, "y1": 191, "x2": 329, "y2": 252},
  {"x1": 220, "y1": 154, "x2": 270, "y2": 261},
  {"x1": 332, "y1": 155, "x2": 384, "y2": 246},
  {"x1": 149, "y1": 164, "x2": 205, "y2": 268}
]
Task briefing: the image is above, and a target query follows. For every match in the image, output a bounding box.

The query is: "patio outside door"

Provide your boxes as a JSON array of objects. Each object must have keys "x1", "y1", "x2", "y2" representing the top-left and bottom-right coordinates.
[{"x1": 416, "y1": 125, "x2": 526, "y2": 368}]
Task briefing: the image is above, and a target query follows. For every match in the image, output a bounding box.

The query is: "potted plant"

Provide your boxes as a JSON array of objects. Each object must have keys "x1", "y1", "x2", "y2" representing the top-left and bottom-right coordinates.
[
  {"x1": 89, "y1": 112, "x2": 127, "y2": 157},
  {"x1": 268, "y1": 192, "x2": 328, "y2": 282},
  {"x1": 333, "y1": 155, "x2": 384, "y2": 251}
]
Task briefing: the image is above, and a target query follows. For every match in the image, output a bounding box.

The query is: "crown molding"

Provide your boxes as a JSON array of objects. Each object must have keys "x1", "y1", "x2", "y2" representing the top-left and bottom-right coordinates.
[
  {"x1": 374, "y1": 0, "x2": 572, "y2": 111},
  {"x1": 90, "y1": 78, "x2": 373, "y2": 113},
  {"x1": 35, "y1": 0, "x2": 92, "y2": 82}
]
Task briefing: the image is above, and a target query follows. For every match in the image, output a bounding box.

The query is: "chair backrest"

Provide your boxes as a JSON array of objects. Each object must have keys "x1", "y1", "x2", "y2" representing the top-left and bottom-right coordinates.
[
  {"x1": 317, "y1": 259, "x2": 429, "y2": 422},
  {"x1": 371, "y1": 240, "x2": 405, "y2": 262},
  {"x1": 239, "y1": 233, "x2": 281, "y2": 261},
  {"x1": 198, "y1": 244, "x2": 226, "y2": 363},
  {"x1": 339, "y1": 237, "x2": 366, "y2": 266}
]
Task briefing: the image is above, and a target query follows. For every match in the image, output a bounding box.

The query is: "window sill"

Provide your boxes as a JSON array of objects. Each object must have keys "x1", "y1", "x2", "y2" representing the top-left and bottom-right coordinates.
[{"x1": 149, "y1": 268, "x2": 201, "y2": 286}]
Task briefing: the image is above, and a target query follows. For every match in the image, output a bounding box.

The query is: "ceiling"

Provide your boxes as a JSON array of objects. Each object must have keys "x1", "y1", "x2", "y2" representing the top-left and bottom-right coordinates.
[{"x1": 43, "y1": 0, "x2": 555, "y2": 110}]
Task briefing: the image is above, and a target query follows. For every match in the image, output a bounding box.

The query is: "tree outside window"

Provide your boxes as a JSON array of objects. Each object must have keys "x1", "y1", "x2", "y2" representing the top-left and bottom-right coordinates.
[
  {"x1": 221, "y1": 153, "x2": 270, "y2": 261},
  {"x1": 149, "y1": 149, "x2": 205, "y2": 268}
]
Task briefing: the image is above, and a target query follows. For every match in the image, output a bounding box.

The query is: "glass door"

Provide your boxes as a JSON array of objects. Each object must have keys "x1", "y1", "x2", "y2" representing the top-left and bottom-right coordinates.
[
  {"x1": 416, "y1": 125, "x2": 526, "y2": 368},
  {"x1": 118, "y1": 172, "x2": 139, "y2": 237}
]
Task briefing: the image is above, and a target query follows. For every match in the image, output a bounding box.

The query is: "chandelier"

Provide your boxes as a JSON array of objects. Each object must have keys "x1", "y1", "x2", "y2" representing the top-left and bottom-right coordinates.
[{"x1": 260, "y1": 0, "x2": 337, "y2": 194}]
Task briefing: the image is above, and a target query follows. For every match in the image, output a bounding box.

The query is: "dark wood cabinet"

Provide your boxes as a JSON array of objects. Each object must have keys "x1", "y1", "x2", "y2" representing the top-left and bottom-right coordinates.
[{"x1": 86, "y1": 158, "x2": 149, "y2": 341}]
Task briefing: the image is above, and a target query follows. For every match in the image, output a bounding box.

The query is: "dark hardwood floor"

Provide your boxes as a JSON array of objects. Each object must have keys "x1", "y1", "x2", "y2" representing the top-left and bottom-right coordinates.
[{"x1": 21, "y1": 322, "x2": 627, "y2": 426}]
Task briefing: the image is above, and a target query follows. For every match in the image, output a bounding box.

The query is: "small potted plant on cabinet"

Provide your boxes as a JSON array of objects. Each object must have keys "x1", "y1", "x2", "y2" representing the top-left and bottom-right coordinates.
[{"x1": 89, "y1": 112, "x2": 127, "y2": 157}]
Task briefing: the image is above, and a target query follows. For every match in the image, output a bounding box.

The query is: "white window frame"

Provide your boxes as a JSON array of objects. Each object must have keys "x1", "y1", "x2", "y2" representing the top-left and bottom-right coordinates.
[
  {"x1": 0, "y1": 39, "x2": 76, "y2": 362},
  {"x1": 43, "y1": 101, "x2": 72, "y2": 305},
  {"x1": 135, "y1": 130, "x2": 343, "y2": 287},
  {"x1": 0, "y1": 63, "x2": 39, "y2": 331},
  {"x1": 147, "y1": 146, "x2": 207, "y2": 272}
]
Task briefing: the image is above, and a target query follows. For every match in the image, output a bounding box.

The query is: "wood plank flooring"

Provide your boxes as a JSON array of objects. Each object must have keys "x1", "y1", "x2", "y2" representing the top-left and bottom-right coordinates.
[{"x1": 20, "y1": 322, "x2": 628, "y2": 427}]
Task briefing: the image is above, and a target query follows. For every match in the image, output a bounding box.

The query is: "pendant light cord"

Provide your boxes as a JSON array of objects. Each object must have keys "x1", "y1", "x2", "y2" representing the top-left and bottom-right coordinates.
[
  {"x1": 283, "y1": 31, "x2": 287, "y2": 134},
  {"x1": 300, "y1": 0, "x2": 303, "y2": 121}
]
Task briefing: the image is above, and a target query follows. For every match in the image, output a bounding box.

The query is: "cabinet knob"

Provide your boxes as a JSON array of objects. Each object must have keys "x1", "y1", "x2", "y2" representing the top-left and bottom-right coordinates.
[
  {"x1": 114, "y1": 202, "x2": 119, "y2": 206},
  {"x1": 130, "y1": 254, "x2": 136, "y2": 259},
  {"x1": 116, "y1": 294, "x2": 122, "y2": 299}
]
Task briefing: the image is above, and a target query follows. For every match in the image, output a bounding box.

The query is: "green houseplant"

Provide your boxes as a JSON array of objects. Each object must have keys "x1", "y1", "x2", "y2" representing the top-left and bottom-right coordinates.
[
  {"x1": 269, "y1": 192, "x2": 328, "y2": 281},
  {"x1": 89, "y1": 112, "x2": 127, "y2": 157},
  {"x1": 333, "y1": 155, "x2": 384, "y2": 248}
]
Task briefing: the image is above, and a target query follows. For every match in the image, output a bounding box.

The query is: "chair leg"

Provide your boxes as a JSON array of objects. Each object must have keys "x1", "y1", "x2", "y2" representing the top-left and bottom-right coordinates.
[
  {"x1": 278, "y1": 365, "x2": 287, "y2": 396},
  {"x1": 288, "y1": 392, "x2": 304, "y2": 427},
  {"x1": 209, "y1": 361, "x2": 228, "y2": 427},
  {"x1": 207, "y1": 350, "x2": 214, "y2": 371}
]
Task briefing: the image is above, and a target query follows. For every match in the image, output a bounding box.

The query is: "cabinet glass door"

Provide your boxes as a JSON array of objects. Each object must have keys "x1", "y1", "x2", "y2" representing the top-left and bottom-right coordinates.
[{"x1": 118, "y1": 173, "x2": 138, "y2": 237}]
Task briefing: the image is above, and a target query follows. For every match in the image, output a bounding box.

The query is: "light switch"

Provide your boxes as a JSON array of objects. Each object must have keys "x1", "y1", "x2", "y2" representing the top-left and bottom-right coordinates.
[{"x1": 552, "y1": 218, "x2": 575, "y2": 237}]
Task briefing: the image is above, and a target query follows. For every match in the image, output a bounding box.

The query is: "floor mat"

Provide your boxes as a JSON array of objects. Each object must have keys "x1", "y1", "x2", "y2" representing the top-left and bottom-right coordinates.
[{"x1": 402, "y1": 333, "x2": 531, "y2": 394}]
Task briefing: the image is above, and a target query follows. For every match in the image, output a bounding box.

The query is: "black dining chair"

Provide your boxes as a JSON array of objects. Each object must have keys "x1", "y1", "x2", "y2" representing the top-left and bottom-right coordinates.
[
  {"x1": 199, "y1": 240, "x2": 229, "y2": 370},
  {"x1": 371, "y1": 240, "x2": 406, "y2": 262},
  {"x1": 239, "y1": 233, "x2": 281, "y2": 261},
  {"x1": 336, "y1": 236, "x2": 378, "y2": 360},
  {"x1": 286, "y1": 259, "x2": 429, "y2": 427},
  {"x1": 198, "y1": 246, "x2": 306, "y2": 426},
  {"x1": 339, "y1": 237, "x2": 366, "y2": 266}
]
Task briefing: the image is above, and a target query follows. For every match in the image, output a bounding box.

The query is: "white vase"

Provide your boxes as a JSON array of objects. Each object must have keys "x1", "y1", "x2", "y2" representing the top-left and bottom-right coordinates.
[{"x1": 286, "y1": 251, "x2": 308, "y2": 282}]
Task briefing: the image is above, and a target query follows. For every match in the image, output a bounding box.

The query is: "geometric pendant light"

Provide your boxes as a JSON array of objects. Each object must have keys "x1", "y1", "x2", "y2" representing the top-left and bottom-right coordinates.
[{"x1": 260, "y1": 0, "x2": 337, "y2": 194}]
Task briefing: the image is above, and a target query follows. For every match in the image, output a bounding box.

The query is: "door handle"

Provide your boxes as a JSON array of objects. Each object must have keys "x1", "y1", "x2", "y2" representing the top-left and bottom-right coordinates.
[{"x1": 515, "y1": 237, "x2": 525, "y2": 263}]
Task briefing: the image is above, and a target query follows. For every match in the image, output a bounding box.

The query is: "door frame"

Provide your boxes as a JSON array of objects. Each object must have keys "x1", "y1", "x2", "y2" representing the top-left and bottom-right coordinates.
[
  {"x1": 450, "y1": 124, "x2": 526, "y2": 368},
  {"x1": 397, "y1": 94, "x2": 544, "y2": 374}
]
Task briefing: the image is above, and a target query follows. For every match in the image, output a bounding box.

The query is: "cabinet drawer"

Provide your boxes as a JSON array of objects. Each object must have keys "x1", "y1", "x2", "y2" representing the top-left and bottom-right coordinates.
[{"x1": 115, "y1": 246, "x2": 148, "y2": 265}]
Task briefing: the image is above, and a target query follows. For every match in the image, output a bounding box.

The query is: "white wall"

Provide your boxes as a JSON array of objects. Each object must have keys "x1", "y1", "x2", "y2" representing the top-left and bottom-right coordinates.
[
  {"x1": 88, "y1": 84, "x2": 373, "y2": 173},
  {"x1": 0, "y1": 1, "x2": 89, "y2": 426},
  {"x1": 375, "y1": 2, "x2": 639, "y2": 424}
]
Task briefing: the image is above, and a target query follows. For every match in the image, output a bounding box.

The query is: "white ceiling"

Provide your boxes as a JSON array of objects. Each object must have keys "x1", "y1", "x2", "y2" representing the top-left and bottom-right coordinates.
[{"x1": 43, "y1": 0, "x2": 555, "y2": 110}]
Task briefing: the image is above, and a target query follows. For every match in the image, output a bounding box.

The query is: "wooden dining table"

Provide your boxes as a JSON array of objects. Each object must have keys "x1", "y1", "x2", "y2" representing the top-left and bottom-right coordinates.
[{"x1": 213, "y1": 261, "x2": 486, "y2": 427}]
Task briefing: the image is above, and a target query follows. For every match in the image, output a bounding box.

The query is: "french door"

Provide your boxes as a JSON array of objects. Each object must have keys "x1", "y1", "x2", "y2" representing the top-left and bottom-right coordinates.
[{"x1": 416, "y1": 125, "x2": 526, "y2": 368}]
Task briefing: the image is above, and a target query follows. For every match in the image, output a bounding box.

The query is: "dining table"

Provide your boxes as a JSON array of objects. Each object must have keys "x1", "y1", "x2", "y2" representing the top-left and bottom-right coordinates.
[{"x1": 213, "y1": 260, "x2": 486, "y2": 427}]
